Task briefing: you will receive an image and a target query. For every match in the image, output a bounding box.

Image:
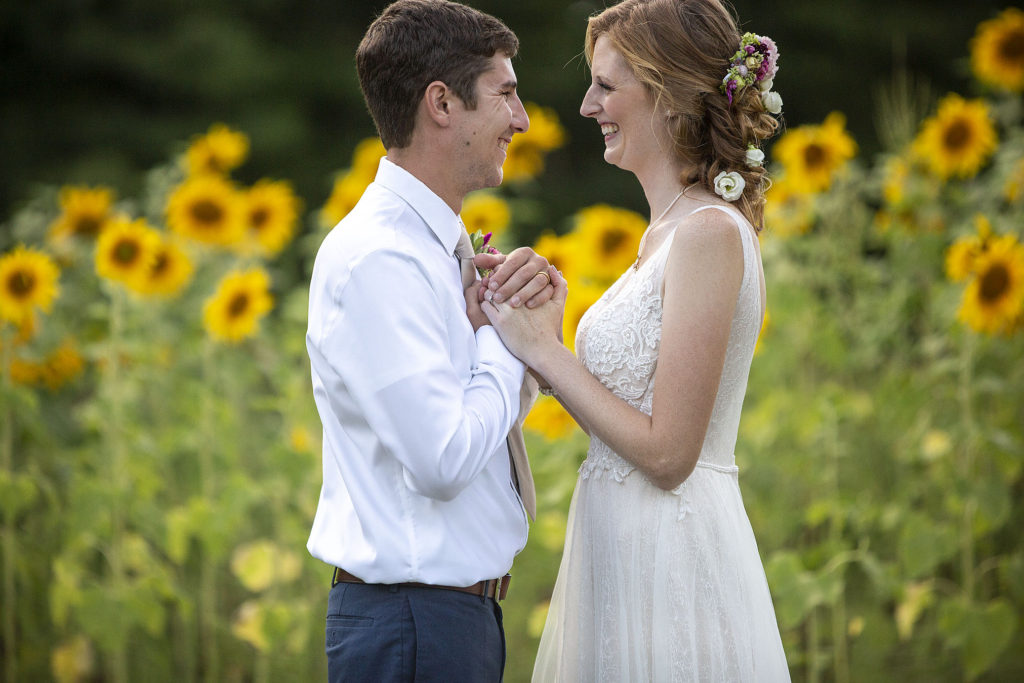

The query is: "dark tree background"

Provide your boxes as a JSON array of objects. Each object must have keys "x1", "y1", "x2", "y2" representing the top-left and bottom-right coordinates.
[{"x1": 0, "y1": 0, "x2": 1009, "y2": 233}]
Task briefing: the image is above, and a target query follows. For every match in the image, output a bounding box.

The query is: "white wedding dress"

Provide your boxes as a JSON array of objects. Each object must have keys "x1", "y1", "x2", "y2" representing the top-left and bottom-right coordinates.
[{"x1": 532, "y1": 205, "x2": 790, "y2": 682}]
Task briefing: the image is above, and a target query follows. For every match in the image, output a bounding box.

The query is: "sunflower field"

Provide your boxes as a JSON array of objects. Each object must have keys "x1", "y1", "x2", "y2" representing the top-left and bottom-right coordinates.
[{"x1": 2, "y1": 6, "x2": 1024, "y2": 683}]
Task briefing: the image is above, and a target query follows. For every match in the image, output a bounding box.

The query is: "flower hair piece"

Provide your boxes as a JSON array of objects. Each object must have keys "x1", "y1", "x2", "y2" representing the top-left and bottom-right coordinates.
[
  {"x1": 720, "y1": 32, "x2": 782, "y2": 114},
  {"x1": 713, "y1": 171, "x2": 745, "y2": 201}
]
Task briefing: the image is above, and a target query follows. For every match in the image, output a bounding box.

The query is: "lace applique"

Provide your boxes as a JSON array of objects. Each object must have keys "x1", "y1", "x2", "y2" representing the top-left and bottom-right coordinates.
[{"x1": 575, "y1": 204, "x2": 763, "y2": 485}]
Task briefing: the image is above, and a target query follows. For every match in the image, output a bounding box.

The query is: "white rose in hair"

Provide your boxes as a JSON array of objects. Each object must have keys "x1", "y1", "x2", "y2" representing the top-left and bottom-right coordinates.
[
  {"x1": 762, "y1": 90, "x2": 783, "y2": 114},
  {"x1": 759, "y1": 77, "x2": 773, "y2": 92},
  {"x1": 713, "y1": 171, "x2": 746, "y2": 202},
  {"x1": 745, "y1": 147, "x2": 765, "y2": 168}
]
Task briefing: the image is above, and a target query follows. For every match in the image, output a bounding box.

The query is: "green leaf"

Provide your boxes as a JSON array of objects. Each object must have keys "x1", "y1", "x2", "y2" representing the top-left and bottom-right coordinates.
[
  {"x1": 898, "y1": 512, "x2": 958, "y2": 578},
  {"x1": 765, "y1": 551, "x2": 818, "y2": 630},
  {"x1": 938, "y1": 598, "x2": 1016, "y2": 680}
]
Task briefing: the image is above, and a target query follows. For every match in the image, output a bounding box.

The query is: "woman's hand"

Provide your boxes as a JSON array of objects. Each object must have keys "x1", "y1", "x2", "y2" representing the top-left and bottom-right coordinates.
[
  {"x1": 475, "y1": 247, "x2": 555, "y2": 308},
  {"x1": 464, "y1": 282, "x2": 490, "y2": 332},
  {"x1": 482, "y1": 268, "x2": 568, "y2": 364}
]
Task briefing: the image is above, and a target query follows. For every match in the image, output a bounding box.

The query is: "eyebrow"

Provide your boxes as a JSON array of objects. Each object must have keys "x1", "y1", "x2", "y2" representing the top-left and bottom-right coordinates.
[{"x1": 497, "y1": 79, "x2": 517, "y2": 90}]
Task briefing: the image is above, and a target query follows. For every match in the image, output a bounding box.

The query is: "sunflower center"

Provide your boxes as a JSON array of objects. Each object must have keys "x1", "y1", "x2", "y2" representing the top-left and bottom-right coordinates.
[
  {"x1": 601, "y1": 228, "x2": 628, "y2": 255},
  {"x1": 979, "y1": 263, "x2": 1010, "y2": 303},
  {"x1": 943, "y1": 119, "x2": 972, "y2": 152},
  {"x1": 250, "y1": 207, "x2": 270, "y2": 231},
  {"x1": 997, "y1": 29, "x2": 1024, "y2": 62},
  {"x1": 114, "y1": 239, "x2": 140, "y2": 265},
  {"x1": 150, "y1": 252, "x2": 169, "y2": 277},
  {"x1": 74, "y1": 215, "x2": 103, "y2": 236},
  {"x1": 7, "y1": 270, "x2": 36, "y2": 298},
  {"x1": 228, "y1": 292, "x2": 251, "y2": 317},
  {"x1": 803, "y1": 144, "x2": 826, "y2": 169},
  {"x1": 191, "y1": 199, "x2": 224, "y2": 226}
]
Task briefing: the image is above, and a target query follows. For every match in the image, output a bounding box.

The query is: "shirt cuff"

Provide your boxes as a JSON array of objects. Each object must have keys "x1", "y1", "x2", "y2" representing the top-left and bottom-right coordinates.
[{"x1": 475, "y1": 325, "x2": 526, "y2": 381}]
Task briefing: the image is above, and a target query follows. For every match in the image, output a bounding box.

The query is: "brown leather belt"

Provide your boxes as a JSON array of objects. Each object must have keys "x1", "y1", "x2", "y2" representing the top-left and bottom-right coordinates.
[{"x1": 332, "y1": 567, "x2": 510, "y2": 602}]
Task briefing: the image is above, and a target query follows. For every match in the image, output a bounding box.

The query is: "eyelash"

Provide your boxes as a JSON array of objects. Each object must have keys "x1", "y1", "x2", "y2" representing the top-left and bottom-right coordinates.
[{"x1": 597, "y1": 82, "x2": 613, "y2": 92}]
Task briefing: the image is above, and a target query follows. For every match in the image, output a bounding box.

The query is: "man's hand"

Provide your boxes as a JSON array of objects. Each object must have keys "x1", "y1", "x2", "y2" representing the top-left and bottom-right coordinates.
[
  {"x1": 464, "y1": 282, "x2": 490, "y2": 332},
  {"x1": 474, "y1": 247, "x2": 556, "y2": 308}
]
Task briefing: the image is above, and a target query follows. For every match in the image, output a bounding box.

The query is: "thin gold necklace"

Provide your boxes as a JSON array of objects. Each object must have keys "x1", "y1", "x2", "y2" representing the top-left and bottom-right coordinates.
[{"x1": 633, "y1": 184, "x2": 693, "y2": 271}]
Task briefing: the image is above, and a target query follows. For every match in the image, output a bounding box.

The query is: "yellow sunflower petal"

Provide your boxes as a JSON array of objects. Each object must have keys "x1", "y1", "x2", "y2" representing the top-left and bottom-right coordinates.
[
  {"x1": 503, "y1": 103, "x2": 567, "y2": 182},
  {"x1": 0, "y1": 245, "x2": 61, "y2": 324},
  {"x1": 524, "y1": 395, "x2": 578, "y2": 441},
  {"x1": 773, "y1": 112, "x2": 857, "y2": 193},
  {"x1": 48, "y1": 185, "x2": 116, "y2": 242},
  {"x1": 95, "y1": 218, "x2": 162, "y2": 292},
  {"x1": 971, "y1": 8, "x2": 1024, "y2": 93},
  {"x1": 185, "y1": 123, "x2": 250, "y2": 176},
  {"x1": 203, "y1": 268, "x2": 274, "y2": 343},
  {"x1": 460, "y1": 192, "x2": 511, "y2": 240},
  {"x1": 957, "y1": 234, "x2": 1024, "y2": 335},
  {"x1": 166, "y1": 175, "x2": 247, "y2": 247},
  {"x1": 572, "y1": 204, "x2": 647, "y2": 282},
  {"x1": 912, "y1": 94, "x2": 997, "y2": 181},
  {"x1": 241, "y1": 179, "x2": 302, "y2": 257}
]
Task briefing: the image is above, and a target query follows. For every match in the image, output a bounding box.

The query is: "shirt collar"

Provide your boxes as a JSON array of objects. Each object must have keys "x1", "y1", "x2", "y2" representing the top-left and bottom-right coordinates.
[{"x1": 374, "y1": 157, "x2": 462, "y2": 254}]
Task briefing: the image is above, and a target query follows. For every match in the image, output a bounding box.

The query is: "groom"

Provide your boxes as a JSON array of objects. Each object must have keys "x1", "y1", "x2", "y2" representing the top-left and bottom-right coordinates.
[{"x1": 305, "y1": 0, "x2": 559, "y2": 679}]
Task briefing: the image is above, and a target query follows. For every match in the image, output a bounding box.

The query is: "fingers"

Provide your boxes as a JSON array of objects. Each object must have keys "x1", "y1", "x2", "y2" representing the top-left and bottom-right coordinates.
[
  {"x1": 473, "y1": 252, "x2": 505, "y2": 271},
  {"x1": 525, "y1": 265, "x2": 562, "y2": 308},
  {"x1": 487, "y1": 247, "x2": 551, "y2": 307}
]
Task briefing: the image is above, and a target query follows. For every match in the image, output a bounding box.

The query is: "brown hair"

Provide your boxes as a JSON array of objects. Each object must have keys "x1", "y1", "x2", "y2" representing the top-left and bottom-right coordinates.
[
  {"x1": 356, "y1": 0, "x2": 519, "y2": 149},
  {"x1": 585, "y1": 0, "x2": 779, "y2": 229}
]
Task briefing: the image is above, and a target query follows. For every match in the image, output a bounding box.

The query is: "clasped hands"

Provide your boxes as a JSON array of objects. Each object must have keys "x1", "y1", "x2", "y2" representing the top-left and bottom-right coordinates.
[{"x1": 463, "y1": 247, "x2": 567, "y2": 367}]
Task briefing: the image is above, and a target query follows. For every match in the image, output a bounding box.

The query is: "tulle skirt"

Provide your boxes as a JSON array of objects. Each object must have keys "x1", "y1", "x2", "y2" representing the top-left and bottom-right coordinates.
[{"x1": 532, "y1": 462, "x2": 790, "y2": 682}]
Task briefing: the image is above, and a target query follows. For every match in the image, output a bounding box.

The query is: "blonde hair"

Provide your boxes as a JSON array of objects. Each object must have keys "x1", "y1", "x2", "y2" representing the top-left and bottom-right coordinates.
[{"x1": 585, "y1": 0, "x2": 779, "y2": 229}]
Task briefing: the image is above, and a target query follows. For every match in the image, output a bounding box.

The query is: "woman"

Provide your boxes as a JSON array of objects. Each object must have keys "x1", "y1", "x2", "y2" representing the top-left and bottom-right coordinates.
[{"x1": 480, "y1": 0, "x2": 790, "y2": 679}]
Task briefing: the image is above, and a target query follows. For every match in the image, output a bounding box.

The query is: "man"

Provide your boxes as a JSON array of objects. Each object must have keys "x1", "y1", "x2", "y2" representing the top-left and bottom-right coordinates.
[{"x1": 305, "y1": 0, "x2": 559, "y2": 679}]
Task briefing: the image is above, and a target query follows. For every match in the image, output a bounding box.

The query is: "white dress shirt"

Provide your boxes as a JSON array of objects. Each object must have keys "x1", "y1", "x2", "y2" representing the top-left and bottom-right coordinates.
[{"x1": 306, "y1": 158, "x2": 528, "y2": 586}]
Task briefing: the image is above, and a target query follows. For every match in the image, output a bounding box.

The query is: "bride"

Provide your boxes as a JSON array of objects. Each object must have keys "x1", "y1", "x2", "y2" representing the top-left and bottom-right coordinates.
[{"x1": 480, "y1": 0, "x2": 790, "y2": 679}]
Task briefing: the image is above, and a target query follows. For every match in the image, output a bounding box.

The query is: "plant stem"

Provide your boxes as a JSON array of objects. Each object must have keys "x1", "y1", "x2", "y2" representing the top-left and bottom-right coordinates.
[
  {"x1": 825, "y1": 402, "x2": 849, "y2": 683},
  {"x1": 199, "y1": 339, "x2": 220, "y2": 682},
  {"x1": 1, "y1": 326, "x2": 17, "y2": 683},
  {"x1": 958, "y1": 334, "x2": 976, "y2": 602},
  {"x1": 808, "y1": 606, "x2": 820, "y2": 683},
  {"x1": 106, "y1": 288, "x2": 129, "y2": 683}
]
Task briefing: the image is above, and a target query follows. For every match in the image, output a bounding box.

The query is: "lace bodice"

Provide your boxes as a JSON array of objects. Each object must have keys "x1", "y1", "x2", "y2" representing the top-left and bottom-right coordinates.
[{"x1": 575, "y1": 204, "x2": 763, "y2": 484}]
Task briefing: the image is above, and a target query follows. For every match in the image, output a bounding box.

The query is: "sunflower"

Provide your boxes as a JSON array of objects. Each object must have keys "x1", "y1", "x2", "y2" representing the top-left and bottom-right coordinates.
[
  {"x1": 203, "y1": 268, "x2": 274, "y2": 343},
  {"x1": 772, "y1": 112, "x2": 857, "y2": 193},
  {"x1": 321, "y1": 170, "x2": 372, "y2": 227},
  {"x1": 524, "y1": 395, "x2": 577, "y2": 441},
  {"x1": 241, "y1": 180, "x2": 301, "y2": 257},
  {"x1": 912, "y1": 94, "x2": 997, "y2": 181},
  {"x1": 185, "y1": 123, "x2": 250, "y2": 176},
  {"x1": 138, "y1": 237, "x2": 194, "y2": 298},
  {"x1": 166, "y1": 174, "x2": 246, "y2": 247},
  {"x1": 95, "y1": 218, "x2": 161, "y2": 292},
  {"x1": 503, "y1": 103, "x2": 567, "y2": 182},
  {"x1": 764, "y1": 176, "x2": 815, "y2": 237},
  {"x1": 1005, "y1": 158, "x2": 1024, "y2": 203},
  {"x1": 945, "y1": 215, "x2": 994, "y2": 282},
  {"x1": 563, "y1": 282, "x2": 608, "y2": 351},
  {"x1": 971, "y1": 8, "x2": 1024, "y2": 93},
  {"x1": 957, "y1": 234, "x2": 1024, "y2": 335},
  {"x1": 0, "y1": 245, "x2": 60, "y2": 325},
  {"x1": 39, "y1": 339, "x2": 85, "y2": 390},
  {"x1": 48, "y1": 185, "x2": 116, "y2": 242},
  {"x1": 572, "y1": 204, "x2": 647, "y2": 282},
  {"x1": 461, "y1": 192, "x2": 511, "y2": 241},
  {"x1": 533, "y1": 232, "x2": 584, "y2": 286},
  {"x1": 350, "y1": 137, "x2": 387, "y2": 180}
]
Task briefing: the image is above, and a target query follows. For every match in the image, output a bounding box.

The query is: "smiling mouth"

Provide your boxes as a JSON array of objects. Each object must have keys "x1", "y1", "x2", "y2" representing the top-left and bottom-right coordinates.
[
  {"x1": 498, "y1": 138, "x2": 510, "y2": 152},
  {"x1": 600, "y1": 123, "x2": 619, "y2": 139}
]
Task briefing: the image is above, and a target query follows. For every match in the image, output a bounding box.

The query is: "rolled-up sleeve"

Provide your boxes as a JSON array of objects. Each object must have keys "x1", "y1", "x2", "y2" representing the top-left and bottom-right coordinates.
[{"x1": 312, "y1": 248, "x2": 525, "y2": 501}]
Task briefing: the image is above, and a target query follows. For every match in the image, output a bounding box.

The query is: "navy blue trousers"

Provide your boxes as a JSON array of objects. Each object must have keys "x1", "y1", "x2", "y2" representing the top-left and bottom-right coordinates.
[{"x1": 325, "y1": 580, "x2": 506, "y2": 682}]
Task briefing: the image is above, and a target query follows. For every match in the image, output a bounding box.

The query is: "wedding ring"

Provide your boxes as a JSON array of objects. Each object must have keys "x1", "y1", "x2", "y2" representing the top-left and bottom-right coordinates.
[{"x1": 536, "y1": 270, "x2": 552, "y2": 286}]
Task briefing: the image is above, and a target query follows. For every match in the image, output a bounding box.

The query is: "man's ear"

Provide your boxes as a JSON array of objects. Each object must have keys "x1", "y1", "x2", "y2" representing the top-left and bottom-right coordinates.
[{"x1": 423, "y1": 80, "x2": 453, "y2": 127}]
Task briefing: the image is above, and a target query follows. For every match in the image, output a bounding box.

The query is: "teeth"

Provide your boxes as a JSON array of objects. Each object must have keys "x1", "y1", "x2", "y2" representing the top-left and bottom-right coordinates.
[
  {"x1": 601, "y1": 123, "x2": 619, "y2": 136},
  {"x1": 498, "y1": 139, "x2": 509, "y2": 151}
]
